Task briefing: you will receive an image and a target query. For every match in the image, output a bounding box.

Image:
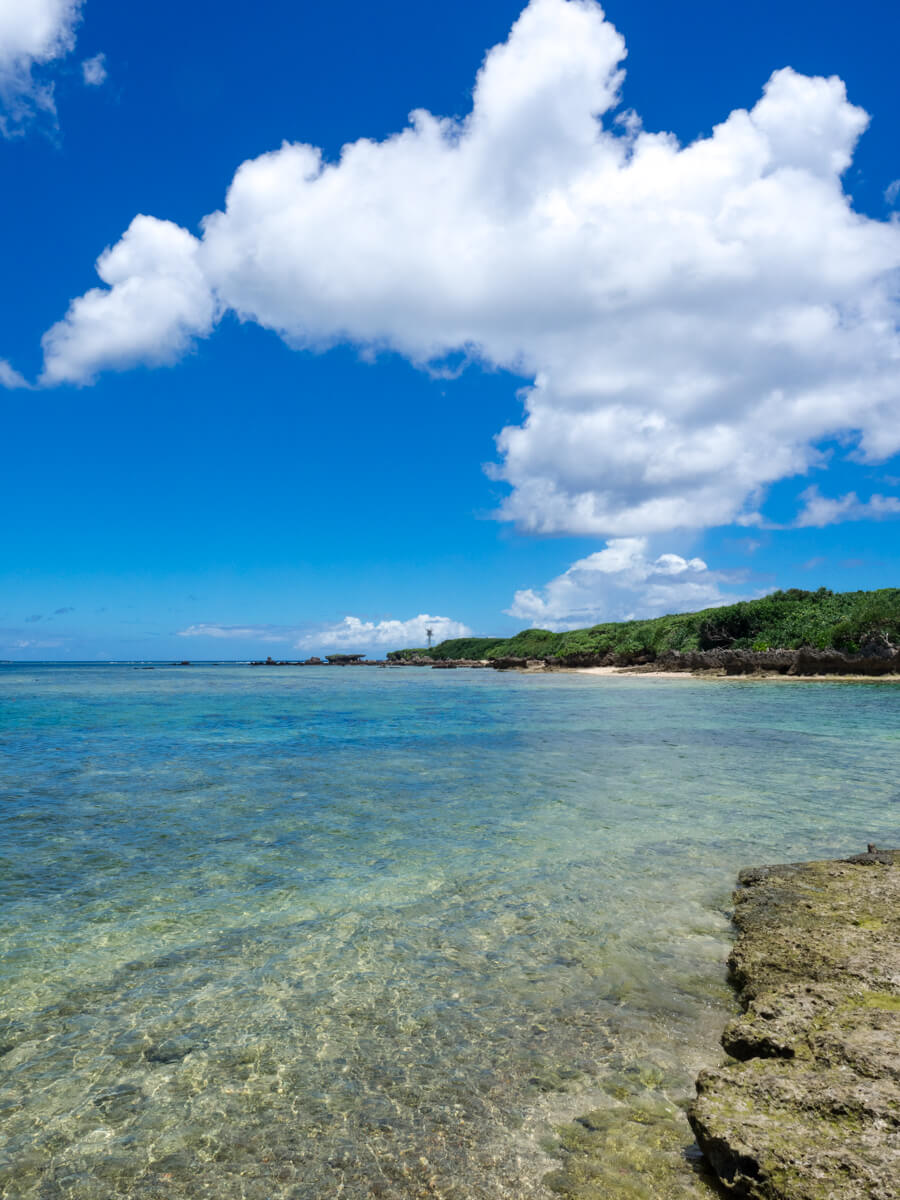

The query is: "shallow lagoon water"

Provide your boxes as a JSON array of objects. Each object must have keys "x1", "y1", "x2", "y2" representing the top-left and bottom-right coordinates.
[{"x1": 1, "y1": 664, "x2": 898, "y2": 1199}]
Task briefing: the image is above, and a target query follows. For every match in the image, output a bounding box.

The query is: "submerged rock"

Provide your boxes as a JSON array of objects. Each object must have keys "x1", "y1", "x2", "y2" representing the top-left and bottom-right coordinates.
[{"x1": 689, "y1": 849, "x2": 900, "y2": 1199}]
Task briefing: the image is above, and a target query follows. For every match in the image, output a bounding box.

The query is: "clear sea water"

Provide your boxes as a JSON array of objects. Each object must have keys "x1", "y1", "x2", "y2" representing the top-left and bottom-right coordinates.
[{"x1": 1, "y1": 664, "x2": 898, "y2": 1200}]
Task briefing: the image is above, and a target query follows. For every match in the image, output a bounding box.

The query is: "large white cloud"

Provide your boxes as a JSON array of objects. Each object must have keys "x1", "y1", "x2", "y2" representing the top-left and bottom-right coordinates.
[
  {"x1": 36, "y1": 0, "x2": 900, "y2": 535},
  {"x1": 507, "y1": 537, "x2": 734, "y2": 629},
  {"x1": 0, "y1": 0, "x2": 83, "y2": 134}
]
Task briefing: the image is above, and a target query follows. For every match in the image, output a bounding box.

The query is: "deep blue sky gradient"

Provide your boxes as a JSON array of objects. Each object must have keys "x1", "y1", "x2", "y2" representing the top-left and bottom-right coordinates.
[{"x1": 2, "y1": 0, "x2": 899, "y2": 657}]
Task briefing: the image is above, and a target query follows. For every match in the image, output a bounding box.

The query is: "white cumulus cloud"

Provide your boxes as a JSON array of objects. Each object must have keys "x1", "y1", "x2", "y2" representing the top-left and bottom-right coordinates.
[
  {"x1": 507, "y1": 537, "x2": 734, "y2": 629},
  {"x1": 295, "y1": 614, "x2": 473, "y2": 651},
  {"x1": 793, "y1": 486, "x2": 900, "y2": 528},
  {"x1": 37, "y1": 0, "x2": 900, "y2": 537},
  {"x1": 0, "y1": 0, "x2": 83, "y2": 134},
  {"x1": 41, "y1": 216, "x2": 219, "y2": 385}
]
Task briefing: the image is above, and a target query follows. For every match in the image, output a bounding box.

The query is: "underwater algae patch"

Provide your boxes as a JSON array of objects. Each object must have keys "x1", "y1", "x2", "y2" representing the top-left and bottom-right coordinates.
[
  {"x1": 540, "y1": 1091, "x2": 722, "y2": 1200},
  {"x1": 689, "y1": 849, "x2": 900, "y2": 1199}
]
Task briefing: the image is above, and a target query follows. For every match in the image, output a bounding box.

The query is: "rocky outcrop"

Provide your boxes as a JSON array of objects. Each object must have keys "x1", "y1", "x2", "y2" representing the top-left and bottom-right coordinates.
[
  {"x1": 489, "y1": 657, "x2": 556, "y2": 670},
  {"x1": 430, "y1": 659, "x2": 492, "y2": 669},
  {"x1": 248, "y1": 656, "x2": 393, "y2": 666},
  {"x1": 653, "y1": 647, "x2": 900, "y2": 676},
  {"x1": 688, "y1": 849, "x2": 900, "y2": 1199},
  {"x1": 484, "y1": 648, "x2": 900, "y2": 674}
]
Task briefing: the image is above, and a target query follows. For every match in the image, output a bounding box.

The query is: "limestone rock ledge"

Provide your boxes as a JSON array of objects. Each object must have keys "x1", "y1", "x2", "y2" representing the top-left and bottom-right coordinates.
[{"x1": 688, "y1": 849, "x2": 900, "y2": 1199}]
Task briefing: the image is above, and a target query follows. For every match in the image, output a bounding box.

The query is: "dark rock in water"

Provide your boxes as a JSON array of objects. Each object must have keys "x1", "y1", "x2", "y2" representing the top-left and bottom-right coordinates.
[
  {"x1": 92, "y1": 1083, "x2": 145, "y2": 1122},
  {"x1": 432, "y1": 659, "x2": 492, "y2": 668},
  {"x1": 144, "y1": 1035, "x2": 198, "y2": 1064},
  {"x1": 689, "y1": 848, "x2": 900, "y2": 1199}
]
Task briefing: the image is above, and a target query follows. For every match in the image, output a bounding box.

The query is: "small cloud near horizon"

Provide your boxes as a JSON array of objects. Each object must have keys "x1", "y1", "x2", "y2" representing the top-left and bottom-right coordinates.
[
  {"x1": 177, "y1": 614, "x2": 473, "y2": 652},
  {"x1": 506, "y1": 537, "x2": 743, "y2": 630},
  {"x1": 2, "y1": 633, "x2": 64, "y2": 650},
  {"x1": 295, "y1": 614, "x2": 472, "y2": 651},
  {"x1": 177, "y1": 623, "x2": 292, "y2": 643}
]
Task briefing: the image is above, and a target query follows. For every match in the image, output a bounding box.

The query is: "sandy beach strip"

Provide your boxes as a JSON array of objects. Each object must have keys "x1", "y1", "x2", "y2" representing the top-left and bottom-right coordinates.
[
  {"x1": 573, "y1": 666, "x2": 691, "y2": 678},
  {"x1": 572, "y1": 666, "x2": 900, "y2": 681}
]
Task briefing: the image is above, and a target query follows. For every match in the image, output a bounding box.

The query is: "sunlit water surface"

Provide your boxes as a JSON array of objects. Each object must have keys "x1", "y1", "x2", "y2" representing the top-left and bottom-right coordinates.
[{"x1": 1, "y1": 665, "x2": 898, "y2": 1200}]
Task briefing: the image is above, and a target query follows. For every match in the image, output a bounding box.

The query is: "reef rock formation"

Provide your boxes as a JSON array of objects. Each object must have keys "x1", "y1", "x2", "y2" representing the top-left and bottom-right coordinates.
[
  {"x1": 652, "y1": 648, "x2": 900, "y2": 676},
  {"x1": 689, "y1": 849, "x2": 900, "y2": 1199}
]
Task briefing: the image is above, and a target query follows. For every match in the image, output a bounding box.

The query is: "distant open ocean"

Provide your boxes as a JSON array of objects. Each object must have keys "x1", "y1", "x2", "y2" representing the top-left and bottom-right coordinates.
[{"x1": 1, "y1": 664, "x2": 898, "y2": 1199}]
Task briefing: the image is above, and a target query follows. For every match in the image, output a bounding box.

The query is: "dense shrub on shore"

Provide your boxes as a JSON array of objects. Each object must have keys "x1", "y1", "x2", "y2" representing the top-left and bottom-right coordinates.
[{"x1": 387, "y1": 587, "x2": 900, "y2": 662}]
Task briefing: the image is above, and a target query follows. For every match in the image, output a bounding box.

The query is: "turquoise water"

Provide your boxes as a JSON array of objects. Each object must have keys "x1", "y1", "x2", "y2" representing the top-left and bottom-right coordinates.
[{"x1": 1, "y1": 665, "x2": 898, "y2": 1200}]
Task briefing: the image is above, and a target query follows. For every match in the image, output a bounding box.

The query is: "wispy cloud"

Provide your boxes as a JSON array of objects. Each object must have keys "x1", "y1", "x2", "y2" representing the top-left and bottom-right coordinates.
[
  {"x1": 0, "y1": 359, "x2": 30, "y2": 389},
  {"x1": 80, "y1": 51, "x2": 105, "y2": 86},
  {"x1": 177, "y1": 623, "x2": 292, "y2": 642},
  {"x1": 0, "y1": 628, "x2": 64, "y2": 651},
  {"x1": 0, "y1": 0, "x2": 85, "y2": 136},
  {"x1": 793, "y1": 486, "x2": 900, "y2": 528}
]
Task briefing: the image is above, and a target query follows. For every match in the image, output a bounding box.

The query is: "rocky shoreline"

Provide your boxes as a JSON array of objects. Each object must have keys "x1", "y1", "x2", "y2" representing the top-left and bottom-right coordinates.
[
  {"x1": 391, "y1": 646, "x2": 900, "y2": 676},
  {"x1": 688, "y1": 848, "x2": 900, "y2": 1199}
]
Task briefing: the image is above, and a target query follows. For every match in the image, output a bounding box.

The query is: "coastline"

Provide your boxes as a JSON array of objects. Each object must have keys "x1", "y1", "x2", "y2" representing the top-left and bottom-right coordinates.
[
  {"x1": 392, "y1": 641, "x2": 900, "y2": 678},
  {"x1": 689, "y1": 848, "x2": 900, "y2": 1199}
]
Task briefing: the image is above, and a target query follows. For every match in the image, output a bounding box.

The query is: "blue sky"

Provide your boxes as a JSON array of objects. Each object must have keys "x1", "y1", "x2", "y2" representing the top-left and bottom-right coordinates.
[{"x1": 2, "y1": 0, "x2": 899, "y2": 659}]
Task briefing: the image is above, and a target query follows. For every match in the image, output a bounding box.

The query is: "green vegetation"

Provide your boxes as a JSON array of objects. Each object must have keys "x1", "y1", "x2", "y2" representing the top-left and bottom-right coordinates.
[
  {"x1": 387, "y1": 639, "x2": 503, "y2": 661},
  {"x1": 387, "y1": 588, "x2": 900, "y2": 663}
]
